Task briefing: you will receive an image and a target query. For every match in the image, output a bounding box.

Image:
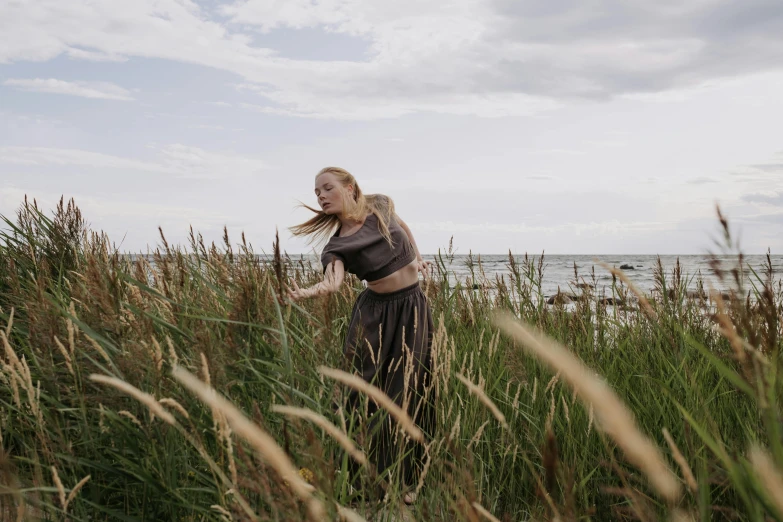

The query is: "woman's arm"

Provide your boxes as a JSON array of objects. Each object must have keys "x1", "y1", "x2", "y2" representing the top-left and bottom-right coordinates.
[
  {"x1": 395, "y1": 216, "x2": 431, "y2": 277},
  {"x1": 396, "y1": 216, "x2": 422, "y2": 259},
  {"x1": 286, "y1": 258, "x2": 345, "y2": 301}
]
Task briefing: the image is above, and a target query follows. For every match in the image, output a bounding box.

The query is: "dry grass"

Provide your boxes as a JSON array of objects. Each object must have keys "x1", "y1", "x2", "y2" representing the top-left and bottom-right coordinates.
[
  {"x1": 748, "y1": 445, "x2": 783, "y2": 517},
  {"x1": 171, "y1": 366, "x2": 326, "y2": 521},
  {"x1": 89, "y1": 374, "x2": 176, "y2": 425},
  {"x1": 272, "y1": 404, "x2": 367, "y2": 466},
  {"x1": 65, "y1": 475, "x2": 91, "y2": 512},
  {"x1": 455, "y1": 373, "x2": 508, "y2": 430},
  {"x1": 318, "y1": 366, "x2": 424, "y2": 443},
  {"x1": 493, "y1": 311, "x2": 682, "y2": 503},
  {"x1": 662, "y1": 427, "x2": 697, "y2": 493},
  {"x1": 2, "y1": 198, "x2": 781, "y2": 520},
  {"x1": 472, "y1": 501, "x2": 502, "y2": 522}
]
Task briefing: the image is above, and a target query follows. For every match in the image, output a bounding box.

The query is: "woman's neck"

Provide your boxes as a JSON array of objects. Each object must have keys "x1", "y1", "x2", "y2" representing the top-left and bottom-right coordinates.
[{"x1": 337, "y1": 212, "x2": 369, "y2": 236}]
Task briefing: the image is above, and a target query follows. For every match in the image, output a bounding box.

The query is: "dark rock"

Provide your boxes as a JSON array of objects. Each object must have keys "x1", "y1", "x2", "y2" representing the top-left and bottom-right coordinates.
[
  {"x1": 619, "y1": 264, "x2": 634, "y2": 270},
  {"x1": 707, "y1": 291, "x2": 732, "y2": 301},
  {"x1": 600, "y1": 297, "x2": 625, "y2": 306},
  {"x1": 547, "y1": 293, "x2": 573, "y2": 305}
]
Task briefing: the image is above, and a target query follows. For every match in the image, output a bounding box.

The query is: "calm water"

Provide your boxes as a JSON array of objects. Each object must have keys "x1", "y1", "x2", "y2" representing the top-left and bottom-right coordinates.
[
  {"x1": 422, "y1": 254, "x2": 783, "y2": 297},
  {"x1": 284, "y1": 253, "x2": 782, "y2": 297},
  {"x1": 133, "y1": 253, "x2": 782, "y2": 299}
]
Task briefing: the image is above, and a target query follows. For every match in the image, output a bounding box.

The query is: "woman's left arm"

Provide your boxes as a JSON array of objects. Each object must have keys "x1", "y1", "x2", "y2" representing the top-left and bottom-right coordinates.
[{"x1": 396, "y1": 216, "x2": 431, "y2": 277}]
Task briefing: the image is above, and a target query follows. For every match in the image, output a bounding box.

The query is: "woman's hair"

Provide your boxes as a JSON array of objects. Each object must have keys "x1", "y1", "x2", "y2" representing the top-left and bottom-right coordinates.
[{"x1": 289, "y1": 166, "x2": 396, "y2": 247}]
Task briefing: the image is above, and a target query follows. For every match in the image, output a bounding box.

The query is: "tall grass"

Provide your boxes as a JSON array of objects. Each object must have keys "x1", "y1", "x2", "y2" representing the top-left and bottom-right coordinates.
[{"x1": 0, "y1": 197, "x2": 781, "y2": 521}]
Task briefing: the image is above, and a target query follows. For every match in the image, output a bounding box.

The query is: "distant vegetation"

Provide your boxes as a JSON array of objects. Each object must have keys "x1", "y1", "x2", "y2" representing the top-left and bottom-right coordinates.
[{"x1": 0, "y1": 197, "x2": 781, "y2": 521}]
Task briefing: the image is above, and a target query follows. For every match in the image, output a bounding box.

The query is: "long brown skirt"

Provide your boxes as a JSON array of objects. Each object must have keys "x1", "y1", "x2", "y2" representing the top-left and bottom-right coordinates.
[{"x1": 341, "y1": 281, "x2": 434, "y2": 487}]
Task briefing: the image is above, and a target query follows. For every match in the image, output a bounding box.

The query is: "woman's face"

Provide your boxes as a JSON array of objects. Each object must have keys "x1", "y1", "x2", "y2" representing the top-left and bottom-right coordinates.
[{"x1": 315, "y1": 172, "x2": 352, "y2": 215}]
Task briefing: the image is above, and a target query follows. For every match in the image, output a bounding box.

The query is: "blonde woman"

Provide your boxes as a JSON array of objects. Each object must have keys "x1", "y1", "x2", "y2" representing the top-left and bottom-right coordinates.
[{"x1": 288, "y1": 166, "x2": 434, "y2": 503}]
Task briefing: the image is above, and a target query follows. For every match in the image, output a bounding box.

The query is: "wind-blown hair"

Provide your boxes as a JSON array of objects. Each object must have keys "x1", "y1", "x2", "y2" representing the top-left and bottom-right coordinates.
[{"x1": 289, "y1": 166, "x2": 396, "y2": 248}]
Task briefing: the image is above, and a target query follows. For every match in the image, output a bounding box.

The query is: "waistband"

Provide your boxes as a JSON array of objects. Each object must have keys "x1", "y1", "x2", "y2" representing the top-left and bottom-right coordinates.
[{"x1": 363, "y1": 281, "x2": 422, "y2": 302}]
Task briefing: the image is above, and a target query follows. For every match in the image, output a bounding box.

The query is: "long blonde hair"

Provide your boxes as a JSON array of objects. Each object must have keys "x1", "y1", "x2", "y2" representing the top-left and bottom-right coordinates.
[{"x1": 289, "y1": 166, "x2": 396, "y2": 247}]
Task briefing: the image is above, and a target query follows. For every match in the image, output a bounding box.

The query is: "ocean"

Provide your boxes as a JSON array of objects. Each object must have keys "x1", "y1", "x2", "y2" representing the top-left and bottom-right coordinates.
[
  {"x1": 421, "y1": 254, "x2": 783, "y2": 297},
  {"x1": 132, "y1": 252, "x2": 782, "y2": 299},
  {"x1": 284, "y1": 253, "x2": 783, "y2": 298}
]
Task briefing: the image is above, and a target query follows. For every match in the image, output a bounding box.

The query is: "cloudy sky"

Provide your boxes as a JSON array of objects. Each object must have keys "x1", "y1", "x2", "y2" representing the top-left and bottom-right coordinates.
[{"x1": 1, "y1": 0, "x2": 782, "y2": 255}]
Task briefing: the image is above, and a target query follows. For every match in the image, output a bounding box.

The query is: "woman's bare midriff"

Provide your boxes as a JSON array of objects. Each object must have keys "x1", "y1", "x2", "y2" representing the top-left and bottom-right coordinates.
[{"x1": 366, "y1": 259, "x2": 419, "y2": 294}]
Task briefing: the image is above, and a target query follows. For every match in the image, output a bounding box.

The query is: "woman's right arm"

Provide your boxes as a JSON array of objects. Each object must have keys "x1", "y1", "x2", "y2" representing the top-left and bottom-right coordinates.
[{"x1": 286, "y1": 258, "x2": 345, "y2": 301}]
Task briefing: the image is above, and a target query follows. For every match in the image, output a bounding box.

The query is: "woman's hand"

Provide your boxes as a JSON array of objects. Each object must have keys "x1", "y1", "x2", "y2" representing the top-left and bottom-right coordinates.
[
  {"x1": 416, "y1": 257, "x2": 432, "y2": 279},
  {"x1": 283, "y1": 278, "x2": 308, "y2": 303}
]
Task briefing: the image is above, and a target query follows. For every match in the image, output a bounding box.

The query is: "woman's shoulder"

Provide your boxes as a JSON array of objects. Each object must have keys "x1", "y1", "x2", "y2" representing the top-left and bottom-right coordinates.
[
  {"x1": 368, "y1": 194, "x2": 395, "y2": 217},
  {"x1": 367, "y1": 193, "x2": 392, "y2": 205}
]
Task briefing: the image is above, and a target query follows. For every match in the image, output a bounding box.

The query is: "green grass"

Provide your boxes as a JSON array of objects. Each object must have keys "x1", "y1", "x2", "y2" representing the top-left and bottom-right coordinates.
[{"x1": 0, "y1": 197, "x2": 781, "y2": 521}]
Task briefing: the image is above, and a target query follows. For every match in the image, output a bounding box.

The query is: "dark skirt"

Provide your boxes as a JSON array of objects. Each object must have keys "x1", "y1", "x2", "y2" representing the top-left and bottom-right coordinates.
[{"x1": 341, "y1": 281, "x2": 435, "y2": 486}]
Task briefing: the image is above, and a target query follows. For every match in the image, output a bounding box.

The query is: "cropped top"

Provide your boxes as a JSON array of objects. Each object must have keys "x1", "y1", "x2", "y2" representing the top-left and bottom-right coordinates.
[{"x1": 320, "y1": 212, "x2": 416, "y2": 282}]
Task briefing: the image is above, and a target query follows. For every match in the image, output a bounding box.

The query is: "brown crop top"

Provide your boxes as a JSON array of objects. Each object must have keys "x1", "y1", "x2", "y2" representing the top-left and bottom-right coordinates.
[{"x1": 320, "y1": 212, "x2": 416, "y2": 282}]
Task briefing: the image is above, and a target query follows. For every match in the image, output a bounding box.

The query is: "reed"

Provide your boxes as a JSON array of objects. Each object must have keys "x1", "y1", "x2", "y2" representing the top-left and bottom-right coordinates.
[
  {"x1": 493, "y1": 311, "x2": 682, "y2": 502},
  {"x1": 472, "y1": 501, "x2": 502, "y2": 522},
  {"x1": 318, "y1": 366, "x2": 424, "y2": 443},
  {"x1": 455, "y1": 372, "x2": 508, "y2": 429},
  {"x1": 89, "y1": 374, "x2": 177, "y2": 426},
  {"x1": 271, "y1": 404, "x2": 367, "y2": 465},
  {"x1": 662, "y1": 427, "x2": 698, "y2": 493},
  {"x1": 748, "y1": 445, "x2": 783, "y2": 517},
  {"x1": 171, "y1": 366, "x2": 326, "y2": 520},
  {"x1": 1, "y1": 198, "x2": 781, "y2": 520}
]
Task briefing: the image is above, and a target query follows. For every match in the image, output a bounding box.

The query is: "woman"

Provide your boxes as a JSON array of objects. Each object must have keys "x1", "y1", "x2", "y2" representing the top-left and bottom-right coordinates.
[{"x1": 287, "y1": 166, "x2": 434, "y2": 503}]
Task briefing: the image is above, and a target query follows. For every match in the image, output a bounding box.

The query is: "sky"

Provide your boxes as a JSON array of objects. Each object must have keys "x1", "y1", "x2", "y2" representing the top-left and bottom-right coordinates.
[{"x1": 1, "y1": 0, "x2": 782, "y2": 256}]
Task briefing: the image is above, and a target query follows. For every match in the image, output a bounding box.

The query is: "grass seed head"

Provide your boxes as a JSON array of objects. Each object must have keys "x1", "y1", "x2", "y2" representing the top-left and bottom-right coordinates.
[
  {"x1": 50, "y1": 466, "x2": 66, "y2": 509},
  {"x1": 662, "y1": 428, "x2": 697, "y2": 493},
  {"x1": 89, "y1": 374, "x2": 176, "y2": 425},
  {"x1": 271, "y1": 404, "x2": 367, "y2": 466},
  {"x1": 318, "y1": 366, "x2": 423, "y2": 443},
  {"x1": 171, "y1": 366, "x2": 325, "y2": 520},
  {"x1": 65, "y1": 475, "x2": 91, "y2": 511},
  {"x1": 472, "y1": 501, "x2": 502, "y2": 522},
  {"x1": 492, "y1": 311, "x2": 681, "y2": 502},
  {"x1": 159, "y1": 398, "x2": 190, "y2": 419},
  {"x1": 748, "y1": 445, "x2": 783, "y2": 516},
  {"x1": 455, "y1": 372, "x2": 508, "y2": 430}
]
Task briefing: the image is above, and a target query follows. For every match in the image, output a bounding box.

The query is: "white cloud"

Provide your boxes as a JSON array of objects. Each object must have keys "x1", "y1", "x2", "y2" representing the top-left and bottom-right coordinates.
[
  {"x1": 0, "y1": 146, "x2": 173, "y2": 171},
  {"x1": 3, "y1": 78, "x2": 134, "y2": 100},
  {"x1": 189, "y1": 124, "x2": 226, "y2": 130},
  {"x1": 156, "y1": 144, "x2": 267, "y2": 179},
  {"x1": 409, "y1": 219, "x2": 674, "y2": 235},
  {"x1": 0, "y1": 145, "x2": 267, "y2": 179},
  {"x1": 4, "y1": 0, "x2": 781, "y2": 119},
  {"x1": 66, "y1": 47, "x2": 127, "y2": 62},
  {"x1": 686, "y1": 176, "x2": 719, "y2": 185}
]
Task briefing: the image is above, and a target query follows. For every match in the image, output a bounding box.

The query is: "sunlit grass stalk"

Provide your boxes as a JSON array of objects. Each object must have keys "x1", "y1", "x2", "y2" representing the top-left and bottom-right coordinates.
[
  {"x1": 455, "y1": 372, "x2": 508, "y2": 430},
  {"x1": 171, "y1": 366, "x2": 326, "y2": 520},
  {"x1": 318, "y1": 366, "x2": 423, "y2": 443},
  {"x1": 748, "y1": 445, "x2": 783, "y2": 517},
  {"x1": 662, "y1": 428, "x2": 697, "y2": 493},
  {"x1": 271, "y1": 405, "x2": 367, "y2": 465},
  {"x1": 89, "y1": 374, "x2": 176, "y2": 425},
  {"x1": 493, "y1": 311, "x2": 681, "y2": 503}
]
